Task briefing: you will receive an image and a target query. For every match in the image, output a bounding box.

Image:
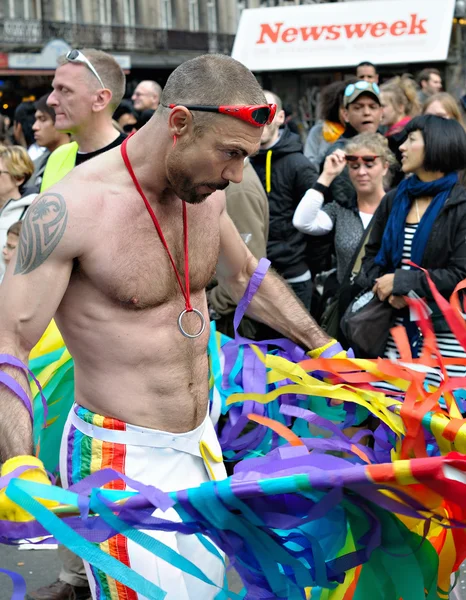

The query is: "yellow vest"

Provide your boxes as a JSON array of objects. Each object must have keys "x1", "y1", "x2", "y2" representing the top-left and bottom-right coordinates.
[{"x1": 40, "y1": 141, "x2": 79, "y2": 192}]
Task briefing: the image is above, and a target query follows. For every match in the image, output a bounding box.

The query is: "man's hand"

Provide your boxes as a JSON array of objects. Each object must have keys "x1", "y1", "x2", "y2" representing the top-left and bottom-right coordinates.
[
  {"x1": 373, "y1": 274, "x2": 395, "y2": 302},
  {"x1": 388, "y1": 295, "x2": 408, "y2": 310},
  {"x1": 0, "y1": 456, "x2": 53, "y2": 521},
  {"x1": 307, "y1": 339, "x2": 349, "y2": 359}
]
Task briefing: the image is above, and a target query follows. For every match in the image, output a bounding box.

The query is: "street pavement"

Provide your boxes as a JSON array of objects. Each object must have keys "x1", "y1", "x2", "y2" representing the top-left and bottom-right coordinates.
[{"x1": 0, "y1": 544, "x2": 243, "y2": 599}]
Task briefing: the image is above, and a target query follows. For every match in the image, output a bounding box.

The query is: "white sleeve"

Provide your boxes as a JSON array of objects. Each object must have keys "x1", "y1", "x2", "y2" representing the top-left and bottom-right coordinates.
[{"x1": 292, "y1": 188, "x2": 334, "y2": 236}]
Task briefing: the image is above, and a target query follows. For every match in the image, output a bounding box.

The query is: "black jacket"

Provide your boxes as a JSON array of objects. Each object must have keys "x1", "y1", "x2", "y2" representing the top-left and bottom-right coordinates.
[
  {"x1": 357, "y1": 183, "x2": 466, "y2": 331},
  {"x1": 250, "y1": 127, "x2": 318, "y2": 279}
]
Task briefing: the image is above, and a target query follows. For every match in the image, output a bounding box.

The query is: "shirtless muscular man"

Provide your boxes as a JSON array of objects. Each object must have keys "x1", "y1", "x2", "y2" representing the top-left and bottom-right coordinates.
[{"x1": 0, "y1": 54, "x2": 333, "y2": 599}]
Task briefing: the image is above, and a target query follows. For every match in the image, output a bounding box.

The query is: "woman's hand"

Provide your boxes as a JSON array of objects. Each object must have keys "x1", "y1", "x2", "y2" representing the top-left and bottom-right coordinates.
[
  {"x1": 372, "y1": 274, "x2": 395, "y2": 301},
  {"x1": 388, "y1": 294, "x2": 408, "y2": 309},
  {"x1": 318, "y1": 150, "x2": 347, "y2": 187}
]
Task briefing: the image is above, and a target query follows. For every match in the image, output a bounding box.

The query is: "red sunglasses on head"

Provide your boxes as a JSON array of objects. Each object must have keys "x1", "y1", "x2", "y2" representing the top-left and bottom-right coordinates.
[
  {"x1": 345, "y1": 154, "x2": 380, "y2": 165},
  {"x1": 165, "y1": 103, "x2": 277, "y2": 127}
]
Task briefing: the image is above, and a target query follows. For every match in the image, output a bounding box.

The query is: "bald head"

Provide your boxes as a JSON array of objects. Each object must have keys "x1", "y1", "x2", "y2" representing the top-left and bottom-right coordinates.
[{"x1": 132, "y1": 80, "x2": 162, "y2": 111}]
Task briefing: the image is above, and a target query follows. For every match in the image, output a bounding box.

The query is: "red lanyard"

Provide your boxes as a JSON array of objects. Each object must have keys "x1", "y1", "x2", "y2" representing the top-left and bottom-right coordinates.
[{"x1": 120, "y1": 137, "x2": 192, "y2": 312}]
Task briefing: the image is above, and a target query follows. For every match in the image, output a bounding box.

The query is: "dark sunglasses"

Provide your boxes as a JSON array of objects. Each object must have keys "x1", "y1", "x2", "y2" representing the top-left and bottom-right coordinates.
[
  {"x1": 122, "y1": 123, "x2": 136, "y2": 133},
  {"x1": 345, "y1": 155, "x2": 380, "y2": 165},
  {"x1": 164, "y1": 104, "x2": 277, "y2": 127}
]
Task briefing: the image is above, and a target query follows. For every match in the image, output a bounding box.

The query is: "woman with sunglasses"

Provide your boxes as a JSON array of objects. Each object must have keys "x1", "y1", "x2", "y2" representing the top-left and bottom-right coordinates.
[
  {"x1": 293, "y1": 133, "x2": 395, "y2": 286},
  {"x1": 0, "y1": 145, "x2": 35, "y2": 281},
  {"x1": 358, "y1": 115, "x2": 466, "y2": 376}
]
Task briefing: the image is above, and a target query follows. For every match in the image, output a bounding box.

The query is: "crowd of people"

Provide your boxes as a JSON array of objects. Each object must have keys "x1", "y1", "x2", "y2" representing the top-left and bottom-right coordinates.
[{"x1": 0, "y1": 49, "x2": 465, "y2": 600}]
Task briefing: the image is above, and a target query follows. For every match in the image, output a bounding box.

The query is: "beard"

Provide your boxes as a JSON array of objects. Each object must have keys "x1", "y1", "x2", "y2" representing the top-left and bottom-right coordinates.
[{"x1": 166, "y1": 153, "x2": 229, "y2": 204}]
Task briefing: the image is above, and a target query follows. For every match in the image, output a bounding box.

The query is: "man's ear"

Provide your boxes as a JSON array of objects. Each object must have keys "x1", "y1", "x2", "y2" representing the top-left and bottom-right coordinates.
[
  {"x1": 92, "y1": 89, "x2": 113, "y2": 114},
  {"x1": 341, "y1": 107, "x2": 349, "y2": 123},
  {"x1": 167, "y1": 106, "x2": 193, "y2": 138},
  {"x1": 276, "y1": 109, "x2": 286, "y2": 127}
]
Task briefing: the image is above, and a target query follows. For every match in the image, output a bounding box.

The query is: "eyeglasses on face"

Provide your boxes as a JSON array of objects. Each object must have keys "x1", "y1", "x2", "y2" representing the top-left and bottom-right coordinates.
[
  {"x1": 163, "y1": 104, "x2": 277, "y2": 127},
  {"x1": 65, "y1": 50, "x2": 105, "y2": 90},
  {"x1": 345, "y1": 155, "x2": 380, "y2": 166}
]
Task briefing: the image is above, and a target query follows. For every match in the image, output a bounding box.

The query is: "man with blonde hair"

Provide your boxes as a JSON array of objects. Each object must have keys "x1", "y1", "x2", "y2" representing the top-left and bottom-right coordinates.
[
  {"x1": 26, "y1": 48, "x2": 127, "y2": 600},
  {"x1": 132, "y1": 79, "x2": 162, "y2": 112},
  {"x1": 41, "y1": 48, "x2": 126, "y2": 188}
]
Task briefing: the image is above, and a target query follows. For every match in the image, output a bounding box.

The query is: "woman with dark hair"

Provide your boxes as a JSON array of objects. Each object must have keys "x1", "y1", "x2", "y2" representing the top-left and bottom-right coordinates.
[
  {"x1": 357, "y1": 115, "x2": 466, "y2": 377},
  {"x1": 304, "y1": 80, "x2": 351, "y2": 167}
]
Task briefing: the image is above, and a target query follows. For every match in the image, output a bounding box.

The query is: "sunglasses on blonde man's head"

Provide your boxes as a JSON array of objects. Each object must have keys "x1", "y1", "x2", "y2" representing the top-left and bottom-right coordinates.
[
  {"x1": 345, "y1": 154, "x2": 380, "y2": 166},
  {"x1": 164, "y1": 104, "x2": 277, "y2": 127},
  {"x1": 65, "y1": 50, "x2": 105, "y2": 89}
]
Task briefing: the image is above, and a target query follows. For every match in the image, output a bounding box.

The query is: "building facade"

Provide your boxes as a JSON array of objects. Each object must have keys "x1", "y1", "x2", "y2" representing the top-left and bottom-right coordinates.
[{"x1": 0, "y1": 0, "x2": 346, "y2": 68}]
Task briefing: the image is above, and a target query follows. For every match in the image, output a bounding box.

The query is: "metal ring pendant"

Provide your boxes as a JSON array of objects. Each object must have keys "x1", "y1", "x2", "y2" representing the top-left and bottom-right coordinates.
[{"x1": 177, "y1": 308, "x2": 206, "y2": 339}]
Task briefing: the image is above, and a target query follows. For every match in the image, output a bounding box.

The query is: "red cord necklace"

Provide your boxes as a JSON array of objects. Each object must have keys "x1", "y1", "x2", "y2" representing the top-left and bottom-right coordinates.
[{"x1": 120, "y1": 137, "x2": 206, "y2": 338}]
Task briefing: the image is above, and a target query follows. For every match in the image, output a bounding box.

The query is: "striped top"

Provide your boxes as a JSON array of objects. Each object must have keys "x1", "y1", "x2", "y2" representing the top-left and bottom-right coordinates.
[{"x1": 384, "y1": 222, "x2": 466, "y2": 388}]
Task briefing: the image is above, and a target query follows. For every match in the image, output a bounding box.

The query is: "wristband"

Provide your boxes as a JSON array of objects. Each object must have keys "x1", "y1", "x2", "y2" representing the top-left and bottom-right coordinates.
[
  {"x1": 312, "y1": 182, "x2": 330, "y2": 201},
  {"x1": 307, "y1": 340, "x2": 354, "y2": 359}
]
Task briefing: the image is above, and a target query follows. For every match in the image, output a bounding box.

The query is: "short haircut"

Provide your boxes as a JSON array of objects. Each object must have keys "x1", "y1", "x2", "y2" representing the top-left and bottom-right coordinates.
[
  {"x1": 417, "y1": 68, "x2": 441, "y2": 85},
  {"x1": 357, "y1": 61, "x2": 377, "y2": 72},
  {"x1": 0, "y1": 145, "x2": 34, "y2": 183},
  {"x1": 57, "y1": 48, "x2": 125, "y2": 111},
  {"x1": 160, "y1": 54, "x2": 266, "y2": 135},
  {"x1": 138, "y1": 80, "x2": 162, "y2": 97},
  {"x1": 404, "y1": 114, "x2": 466, "y2": 173},
  {"x1": 35, "y1": 93, "x2": 56, "y2": 122},
  {"x1": 7, "y1": 221, "x2": 22, "y2": 237},
  {"x1": 345, "y1": 132, "x2": 397, "y2": 167},
  {"x1": 13, "y1": 102, "x2": 36, "y2": 147},
  {"x1": 263, "y1": 90, "x2": 282, "y2": 113}
]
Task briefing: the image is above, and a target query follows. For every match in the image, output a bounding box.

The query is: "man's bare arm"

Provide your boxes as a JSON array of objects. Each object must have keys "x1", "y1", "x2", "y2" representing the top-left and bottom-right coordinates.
[
  {"x1": 215, "y1": 196, "x2": 331, "y2": 351},
  {"x1": 0, "y1": 191, "x2": 78, "y2": 461}
]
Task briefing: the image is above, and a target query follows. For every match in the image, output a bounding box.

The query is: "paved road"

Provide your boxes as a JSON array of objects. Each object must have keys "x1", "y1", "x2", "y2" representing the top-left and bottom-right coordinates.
[
  {"x1": 0, "y1": 544, "x2": 243, "y2": 600},
  {"x1": 0, "y1": 544, "x2": 61, "y2": 599}
]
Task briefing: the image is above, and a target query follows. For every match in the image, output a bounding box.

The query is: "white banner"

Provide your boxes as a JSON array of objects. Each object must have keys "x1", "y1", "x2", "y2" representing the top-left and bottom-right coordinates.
[{"x1": 232, "y1": 0, "x2": 455, "y2": 71}]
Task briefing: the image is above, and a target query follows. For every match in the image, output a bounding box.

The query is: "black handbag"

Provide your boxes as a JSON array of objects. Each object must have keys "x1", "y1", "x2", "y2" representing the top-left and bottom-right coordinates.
[
  {"x1": 320, "y1": 296, "x2": 340, "y2": 338},
  {"x1": 340, "y1": 290, "x2": 396, "y2": 357}
]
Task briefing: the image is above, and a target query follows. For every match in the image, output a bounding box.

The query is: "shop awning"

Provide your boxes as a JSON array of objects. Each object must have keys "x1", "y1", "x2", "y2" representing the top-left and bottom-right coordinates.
[{"x1": 232, "y1": 0, "x2": 456, "y2": 72}]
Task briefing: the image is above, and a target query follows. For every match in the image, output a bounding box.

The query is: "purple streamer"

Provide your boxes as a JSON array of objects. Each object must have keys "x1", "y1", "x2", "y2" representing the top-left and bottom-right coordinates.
[
  {"x1": 0, "y1": 354, "x2": 48, "y2": 426},
  {"x1": 0, "y1": 568, "x2": 27, "y2": 600}
]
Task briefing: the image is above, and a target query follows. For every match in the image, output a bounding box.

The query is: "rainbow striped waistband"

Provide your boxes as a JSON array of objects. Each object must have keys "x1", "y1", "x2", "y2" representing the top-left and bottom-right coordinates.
[{"x1": 72, "y1": 404, "x2": 208, "y2": 457}]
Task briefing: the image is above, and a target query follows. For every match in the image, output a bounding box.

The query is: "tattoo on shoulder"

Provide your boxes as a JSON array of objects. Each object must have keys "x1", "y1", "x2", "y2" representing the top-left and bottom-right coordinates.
[{"x1": 14, "y1": 193, "x2": 68, "y2": 275}]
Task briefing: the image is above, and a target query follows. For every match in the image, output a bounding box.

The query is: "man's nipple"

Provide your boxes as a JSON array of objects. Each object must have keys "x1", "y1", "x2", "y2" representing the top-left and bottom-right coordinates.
[{"x1": 131, "y1": 297, "x2": 139, "y2": 305}]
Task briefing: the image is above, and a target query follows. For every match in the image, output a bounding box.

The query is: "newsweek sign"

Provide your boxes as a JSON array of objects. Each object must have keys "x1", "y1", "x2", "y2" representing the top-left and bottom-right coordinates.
[{"x1": 232, "y1": 0, "x2": 455, "y2": 71}]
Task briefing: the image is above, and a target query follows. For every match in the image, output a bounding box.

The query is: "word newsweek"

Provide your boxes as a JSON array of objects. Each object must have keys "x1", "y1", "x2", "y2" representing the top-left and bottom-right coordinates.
[{"x1": 256, "y1": 13, "x2": 427, "y2": 44}]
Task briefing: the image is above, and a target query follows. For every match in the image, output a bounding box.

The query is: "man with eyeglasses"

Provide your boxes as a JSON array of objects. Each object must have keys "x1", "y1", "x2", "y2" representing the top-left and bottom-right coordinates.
[
  {"x1": 0, "y1": 54, "x2": 342, "y2": 600},
  {"x1": 131, "y1": 80, "x2": 162, "y2": 112},
  {"x1": 320, "y1": 81, "x2": 383, "y2": 209}
]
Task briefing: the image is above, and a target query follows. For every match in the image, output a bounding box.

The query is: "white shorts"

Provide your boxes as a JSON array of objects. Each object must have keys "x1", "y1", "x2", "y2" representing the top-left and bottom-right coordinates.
[{"x1": 60, "y1": 403, "x2": 227, "y2": 600}]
